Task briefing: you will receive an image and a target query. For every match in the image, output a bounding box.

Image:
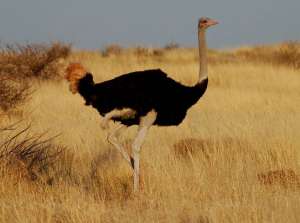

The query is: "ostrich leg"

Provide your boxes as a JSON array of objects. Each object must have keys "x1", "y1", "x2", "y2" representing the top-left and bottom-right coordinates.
[
  {"x1": 107, "y1": 125, "x2": 132, "y2": 166},
  {"x1": 106, "y1": 108, "x2": 137, "y2": 167},
  {"x1": 132, "y1": 110, "x2": 157, "y2": 192}
]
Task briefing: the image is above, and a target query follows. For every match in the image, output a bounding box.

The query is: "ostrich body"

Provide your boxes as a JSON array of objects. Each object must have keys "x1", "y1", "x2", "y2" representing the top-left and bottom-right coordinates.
[
  {"x1": 78, "y1": 69, "x2": 208, "y2": 126},
  {"x1": 65, "y1": 17, "x2": 218, "y2": 192}
]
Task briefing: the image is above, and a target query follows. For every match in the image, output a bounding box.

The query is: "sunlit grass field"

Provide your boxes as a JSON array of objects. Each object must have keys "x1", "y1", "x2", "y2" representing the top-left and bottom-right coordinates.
[{"x1": 0, "y1": 44, "x2": 300, "y2": 222}]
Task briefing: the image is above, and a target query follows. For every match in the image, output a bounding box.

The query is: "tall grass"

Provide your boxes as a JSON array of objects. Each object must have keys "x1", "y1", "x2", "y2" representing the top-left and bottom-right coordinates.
[{"x1": 0, "y1": 42, "x2": 299, "y2": 222}]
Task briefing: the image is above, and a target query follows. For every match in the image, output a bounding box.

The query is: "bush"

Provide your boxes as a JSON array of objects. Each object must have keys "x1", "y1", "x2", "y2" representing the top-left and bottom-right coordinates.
[
  {"x1": 0, "y1": 42, "x2": 71, "y2": 111},
  {"x1": 0, "y1": 75, "x2": 31, "y2": 111},
  {"x1": 152, "y1": 49, "x2": 164, "y2": 57},
  {"x1": 0, "y1": 42, "x2": 71, "y2": 80},
  {"x1": 133, "y1": 46, "x2": 150, "y2": 57},
  {"x1": 102, "y1": 44, "x2": 123, "y2": 57},
  {"x1": 274, "y1": 41, "x2": 300, "y2": 69},
  {"x1": 235, "y1": 41, "x2": 300, "y2": 68}
]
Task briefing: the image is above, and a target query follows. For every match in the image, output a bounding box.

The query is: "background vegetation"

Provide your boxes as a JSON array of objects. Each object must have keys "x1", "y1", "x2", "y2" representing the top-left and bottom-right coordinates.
[{"x1": 0, "y1": 41, "x2": 299, "y2": 222}]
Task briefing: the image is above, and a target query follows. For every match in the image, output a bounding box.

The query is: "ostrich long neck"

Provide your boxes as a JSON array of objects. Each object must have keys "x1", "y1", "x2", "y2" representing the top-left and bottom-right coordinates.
[{"x1": 198, "y1": 29, "x2": 208, "y2": 83}]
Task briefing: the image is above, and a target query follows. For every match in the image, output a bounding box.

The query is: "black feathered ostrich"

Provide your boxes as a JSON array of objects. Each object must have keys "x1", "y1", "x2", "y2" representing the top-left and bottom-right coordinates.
[{"x1": 65, "y1": 17, "x2": 218, "y2": 192}]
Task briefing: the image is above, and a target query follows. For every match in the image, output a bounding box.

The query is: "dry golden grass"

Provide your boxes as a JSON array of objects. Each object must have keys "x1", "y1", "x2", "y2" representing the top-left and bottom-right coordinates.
[{"x1": 0, "y1": 44, "x2": 300, "y2": 222}]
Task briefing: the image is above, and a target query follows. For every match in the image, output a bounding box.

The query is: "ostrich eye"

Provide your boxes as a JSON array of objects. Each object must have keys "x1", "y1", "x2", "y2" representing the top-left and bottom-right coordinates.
[{"x1": 202, "y1": 20, "x2": 207, "y2": 23}]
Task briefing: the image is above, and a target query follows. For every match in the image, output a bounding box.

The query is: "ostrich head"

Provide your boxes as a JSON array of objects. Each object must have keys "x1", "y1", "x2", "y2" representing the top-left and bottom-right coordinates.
[
  {"x1": 65, "y1": 63, "x2": 88, "y2": 94},
  {"x1": 198, "y1": 17, "x2": 219, "y2": 30}
]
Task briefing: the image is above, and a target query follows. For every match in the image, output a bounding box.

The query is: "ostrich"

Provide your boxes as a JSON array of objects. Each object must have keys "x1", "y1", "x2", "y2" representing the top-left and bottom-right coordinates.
[{"x1": 65, "y1": 17, "x2": 218, "y2": 192}]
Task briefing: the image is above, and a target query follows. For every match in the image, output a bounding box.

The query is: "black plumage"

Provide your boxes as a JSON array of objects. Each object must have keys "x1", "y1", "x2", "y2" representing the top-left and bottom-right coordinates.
[{"x1": 78, "y1": 69, "x2": 208, "y2": 126}]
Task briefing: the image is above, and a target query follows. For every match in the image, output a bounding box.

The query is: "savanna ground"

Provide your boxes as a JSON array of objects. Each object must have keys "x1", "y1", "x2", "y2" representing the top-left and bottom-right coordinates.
[{"x1": 0, "y1": 42, "x2": 300, "y2": 222}]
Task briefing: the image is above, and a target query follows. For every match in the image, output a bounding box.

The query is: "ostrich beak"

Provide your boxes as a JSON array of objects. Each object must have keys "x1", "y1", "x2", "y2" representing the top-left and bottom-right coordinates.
[{"x1": 208, "y1": 19, "x2": 219, "y2": 26}]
